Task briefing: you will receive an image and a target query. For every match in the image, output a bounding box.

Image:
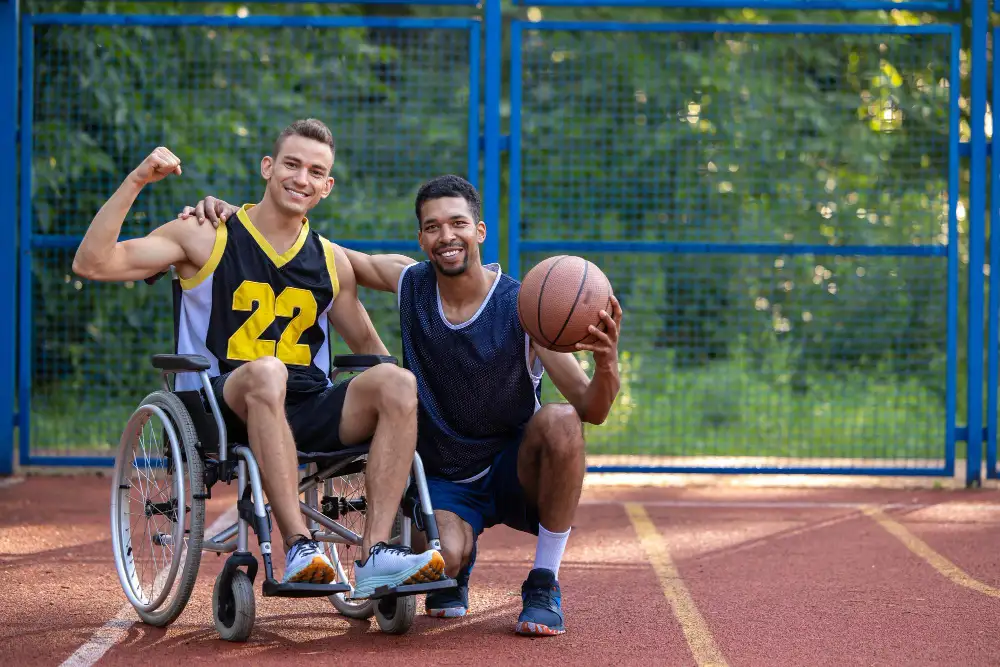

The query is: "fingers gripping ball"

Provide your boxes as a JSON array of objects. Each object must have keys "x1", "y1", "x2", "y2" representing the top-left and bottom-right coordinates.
[{"x1": 517, "y1": 256, "x2": 613, "y2": 353}]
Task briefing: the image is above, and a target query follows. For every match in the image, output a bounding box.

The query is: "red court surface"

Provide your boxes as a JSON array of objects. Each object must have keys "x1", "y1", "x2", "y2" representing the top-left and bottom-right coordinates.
[{"x1": 2, "y1": 473, "x2": 1000, "y2": 666}]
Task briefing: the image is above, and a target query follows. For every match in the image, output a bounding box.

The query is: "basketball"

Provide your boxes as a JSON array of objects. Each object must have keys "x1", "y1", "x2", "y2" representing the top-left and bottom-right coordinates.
[{"x1": 517, "y1": 255, "x2": 613, "y2": 353}]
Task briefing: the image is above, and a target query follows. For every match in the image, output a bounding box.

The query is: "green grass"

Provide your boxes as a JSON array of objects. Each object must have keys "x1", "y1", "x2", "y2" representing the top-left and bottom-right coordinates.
[
  {"x1": 545, "y1": 347, "x2": 947, "y2": 464},
  {"x1": 28, "y1": 345, "x2": 948, "y2": 465}
]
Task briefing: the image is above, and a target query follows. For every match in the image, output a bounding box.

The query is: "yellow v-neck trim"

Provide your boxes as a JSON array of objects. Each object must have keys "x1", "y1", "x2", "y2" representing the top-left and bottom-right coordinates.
[{"x1": 237, "y1": 204, "x2": 310, "y2": 269}]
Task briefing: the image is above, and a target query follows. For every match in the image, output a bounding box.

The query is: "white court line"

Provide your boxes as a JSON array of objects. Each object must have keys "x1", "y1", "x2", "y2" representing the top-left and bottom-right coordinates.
[
  {"x1": 580, "y1": 499, "x2": 1000, "y2": 510},
  {"x1": 0, "y1": 477, "x2": 24, "y2": 489},
  {"x1": 60, "y1": 506, "x2": 238, "y2": 667}
]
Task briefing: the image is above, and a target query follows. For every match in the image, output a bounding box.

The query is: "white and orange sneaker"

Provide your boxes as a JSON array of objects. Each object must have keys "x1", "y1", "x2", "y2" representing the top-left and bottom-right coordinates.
[
  {"x1": 351, "y1": 542, "x2": 446, "y2": 598},
  {"x1": 282, "y1": 537, "x2": 336, "y2": 584}
]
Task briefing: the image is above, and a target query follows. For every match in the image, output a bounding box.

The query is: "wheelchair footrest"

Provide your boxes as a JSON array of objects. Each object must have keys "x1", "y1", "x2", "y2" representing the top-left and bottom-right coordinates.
[
  {"x1": 369, "y1": 577, "x2": 457, "y2": 600},
  {"x1": 262, "y1": 579, "x2": 352, "y2": 598}
]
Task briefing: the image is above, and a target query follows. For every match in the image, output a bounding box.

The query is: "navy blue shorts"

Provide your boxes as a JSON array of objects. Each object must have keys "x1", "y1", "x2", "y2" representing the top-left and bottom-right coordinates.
[{"x1": 424, "y1": 442, "x2": 540, "y2": 537}]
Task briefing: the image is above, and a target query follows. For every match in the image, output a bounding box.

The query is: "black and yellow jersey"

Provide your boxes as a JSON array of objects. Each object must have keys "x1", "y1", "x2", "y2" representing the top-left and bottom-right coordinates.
[{"x1": 173, "y1": 204, "x2": 341, "y2": 395}]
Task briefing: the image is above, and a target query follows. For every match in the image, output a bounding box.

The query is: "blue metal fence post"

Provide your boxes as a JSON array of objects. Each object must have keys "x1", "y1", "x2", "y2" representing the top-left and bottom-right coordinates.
[
  {"x1": 482, "y1": 0, "x2": 501, "y2": 266},
  {"x1": 0, "y1": 0, "x2": 18, "y2": 476},
  {"x1": 990, "y1": 27, "x2": 1000, "y2": 479},
  {"x1": 968, "y1": 0, "x2": 988, "y2": 487},
  {"x1": 508, "y1": 22, "x2": 522, "y2": 280}
]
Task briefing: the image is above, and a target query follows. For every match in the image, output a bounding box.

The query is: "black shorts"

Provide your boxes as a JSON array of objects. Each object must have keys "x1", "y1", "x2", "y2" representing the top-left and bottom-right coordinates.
[{"x1": 206, "y1": 372, "x2": 355, "y2": 454}]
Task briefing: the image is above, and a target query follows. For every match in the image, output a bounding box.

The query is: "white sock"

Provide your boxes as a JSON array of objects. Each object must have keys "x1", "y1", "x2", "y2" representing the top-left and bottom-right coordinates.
[{"x1": 533, "y1": 524, "x2": 571, "y2": 579}]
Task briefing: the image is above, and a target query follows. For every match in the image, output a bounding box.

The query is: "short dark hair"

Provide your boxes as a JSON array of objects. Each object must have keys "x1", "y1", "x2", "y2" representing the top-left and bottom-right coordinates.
[
  {"x1": 273, "y1": 118, "x2": 335, "y2": 159},
  {"x1": 414, "y1": 175, "x2": 482, "y2": 226}
]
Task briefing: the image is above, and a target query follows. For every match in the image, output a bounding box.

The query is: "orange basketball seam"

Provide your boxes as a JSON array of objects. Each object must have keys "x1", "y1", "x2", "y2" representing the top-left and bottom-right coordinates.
[
  {"x1": 549, "y1": 258, "x2": 589, "y2": 348},
  {"x1": 535, "y1": 255, "x2": 567, "y2": 347}
]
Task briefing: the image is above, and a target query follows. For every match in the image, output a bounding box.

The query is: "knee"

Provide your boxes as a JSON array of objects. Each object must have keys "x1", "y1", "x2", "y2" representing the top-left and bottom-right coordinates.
[
  {"x1": 536, "y1": 404, "x2": 585, "y2": 460},
  {"x1": 243, "y1": 357, "x2": 287, "y2": 407},
  {"x1": 369, "y1": 365, "x2": 417, "y2": 416}
]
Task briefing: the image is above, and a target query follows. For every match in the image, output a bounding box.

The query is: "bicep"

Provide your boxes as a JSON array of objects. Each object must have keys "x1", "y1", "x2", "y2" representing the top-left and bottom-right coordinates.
[
  {"x1": 104, "y1": 233, "x2": 186, "y2": 281},
  {"x1": 343, "y1": 248, "x2": 413, "y2": 293}
]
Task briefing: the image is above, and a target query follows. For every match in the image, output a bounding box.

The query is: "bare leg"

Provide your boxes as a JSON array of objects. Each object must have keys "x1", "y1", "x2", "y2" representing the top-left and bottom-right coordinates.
[
  {"x1": 338, "y1": 363, "x2": 419, "y2": 557},
  {"x1": 517, "y1": 403, "x2": 586, "y2": 533},
  {"x1": 221, "y1": 356, "x2": 312, "y2": 550}
]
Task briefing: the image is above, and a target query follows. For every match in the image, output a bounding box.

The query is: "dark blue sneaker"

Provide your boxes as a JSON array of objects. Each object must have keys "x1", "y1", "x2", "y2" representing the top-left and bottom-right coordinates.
[
  {"x1": 425, "y1": 540, "x2": 477, "y2": 617},
  {"x1": 515, "y1": 568, "x2": 565, "y2": 636}
]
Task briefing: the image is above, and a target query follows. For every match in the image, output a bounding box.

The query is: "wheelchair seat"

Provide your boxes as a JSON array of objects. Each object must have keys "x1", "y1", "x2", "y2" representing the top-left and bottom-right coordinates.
[{"x1": 172, "y1": 388, "x2": 372, "y2": 469}]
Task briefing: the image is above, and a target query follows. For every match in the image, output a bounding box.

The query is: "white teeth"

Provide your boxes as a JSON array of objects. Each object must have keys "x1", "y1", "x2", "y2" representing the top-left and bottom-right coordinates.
[{"x1": 441, "y1": 249, "x2": 460, "y2": 258}]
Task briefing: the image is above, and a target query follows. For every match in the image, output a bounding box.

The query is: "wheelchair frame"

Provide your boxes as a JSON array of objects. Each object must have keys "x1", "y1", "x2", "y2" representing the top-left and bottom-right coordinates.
[{"x1": 110, "y1": 275, "x2": 454, "y2": 641}]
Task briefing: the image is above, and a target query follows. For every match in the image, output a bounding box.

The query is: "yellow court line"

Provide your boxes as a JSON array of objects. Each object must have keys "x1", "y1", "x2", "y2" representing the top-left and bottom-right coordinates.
[
  {"x1": 863, "y1": 505, "x2": 1000, "y2": 598},
  {"x1": 625, "y1": 502, "x2": 729, "y2": 667}
]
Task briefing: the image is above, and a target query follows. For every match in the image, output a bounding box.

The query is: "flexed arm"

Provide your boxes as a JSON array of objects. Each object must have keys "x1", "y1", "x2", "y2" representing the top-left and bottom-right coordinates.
[{"x1": 73, "y1": 147, "x2": 189, "y2": 282}]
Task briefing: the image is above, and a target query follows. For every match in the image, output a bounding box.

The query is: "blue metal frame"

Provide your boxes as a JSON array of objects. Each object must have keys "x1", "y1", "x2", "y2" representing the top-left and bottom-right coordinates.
[
  {"x1": 482, "y1": 0, "x2": 501, "y2": 266},
  {"x1": 966, "y1": 0, "x2": 987, "y2": 486},
  {"x1": 512, "y1": 21, "x2": 956, "y2": 35},
  {"x1": 18, "y1": 13, "x2": 31, "y2": 470},
  {"x1": 27, "y1": 14, "x2": 478, "y2": 28},
  {"x1": 0, "y1": 0, "x2": 16, "y2": 476},
  {"x1": 18, "y1": 13, "x2": 481, "y2": 468},
  {"x1": 986, "y1": 29, "x2": 999, "y2": 481},
  {"x1": 513, "y1": 0, "x2": 956, "y2": 10},
  {"x1": 509, "y1": 20, "x2": 960, "y2": 476}
]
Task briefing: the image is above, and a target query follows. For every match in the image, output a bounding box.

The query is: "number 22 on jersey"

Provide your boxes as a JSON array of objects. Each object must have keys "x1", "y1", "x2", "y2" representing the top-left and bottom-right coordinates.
[{"x1": 227, "y1": 280, "x2": 318, "y2": 366}]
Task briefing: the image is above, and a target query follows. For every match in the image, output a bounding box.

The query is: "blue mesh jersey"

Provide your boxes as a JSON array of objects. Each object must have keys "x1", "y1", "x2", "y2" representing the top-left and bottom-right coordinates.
[{"x1": 398, "y1": 261, "x2": 544, "y2": 481}]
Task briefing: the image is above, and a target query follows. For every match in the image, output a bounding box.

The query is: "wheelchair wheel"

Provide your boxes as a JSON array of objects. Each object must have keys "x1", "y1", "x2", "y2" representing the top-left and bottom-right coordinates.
[
  {"x1": 213, "y1": 569, "x2": 255, "y2": 642},
  {"x1": 326, "y1": 471, "x2": 376, "y2": 619},
  {"x1": 375, "y1": 594, "x2": 416, "y2": 635},
  {"x1": 326, "y1": 473, "x2": 407, "y2": 620},
  {"x1": 110, "y1": 390, "x2": 205, "y2": 627}
]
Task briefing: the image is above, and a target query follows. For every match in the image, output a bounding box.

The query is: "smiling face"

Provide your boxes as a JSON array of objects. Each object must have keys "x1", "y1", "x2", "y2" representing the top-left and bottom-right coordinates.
[
  {"x1": 417, "y1": 196, "x2": 487, "y2": 277},
  {"x1": 260, "y1": 134, "x2": 335, "y2": 217}
]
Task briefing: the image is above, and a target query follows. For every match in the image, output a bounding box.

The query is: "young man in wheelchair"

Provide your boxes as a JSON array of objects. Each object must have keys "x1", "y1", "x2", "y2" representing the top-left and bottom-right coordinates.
[
  {"x1": 183, "y1": 175, "x2": 624, "y2": 636},
  {"x1": 72, "y1": 119, "x2": 445, "y2": 598}
]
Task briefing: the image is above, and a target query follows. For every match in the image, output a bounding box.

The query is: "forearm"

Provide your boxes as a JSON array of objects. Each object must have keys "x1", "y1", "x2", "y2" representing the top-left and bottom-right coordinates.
[
  {"x1": 333, "y1": 299, "x2": 391, "y2": 356},
  {"x1": 73, "y1": 175, "x2": 143, "y2": 277},
  {"x1": 578, "y1": 363, "x2": 621, "y2": 425},
  {"x1": 353, "y1": 309, "x2": 391, "y2": 356}
]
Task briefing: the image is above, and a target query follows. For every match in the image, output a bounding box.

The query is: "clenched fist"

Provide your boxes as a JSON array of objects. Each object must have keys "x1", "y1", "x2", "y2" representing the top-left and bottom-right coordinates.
[{"x1": 130, "y1": 147, "x2": 182, "y2": 187}]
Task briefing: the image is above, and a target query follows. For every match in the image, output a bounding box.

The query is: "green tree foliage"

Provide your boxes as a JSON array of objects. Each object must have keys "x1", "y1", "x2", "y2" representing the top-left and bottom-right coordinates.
[{"x1": 23, "y1": 0, "x2": 965, "y2": 461}]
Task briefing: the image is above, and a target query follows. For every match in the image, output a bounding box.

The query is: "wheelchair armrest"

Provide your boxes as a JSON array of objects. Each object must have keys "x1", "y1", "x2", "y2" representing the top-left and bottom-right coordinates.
[
  {"x1": 332, "y1": 354, "x2": 398, "y2": 369},
  {"x1": 151, "y1": 354, "x2": 212, "y2": 372}
]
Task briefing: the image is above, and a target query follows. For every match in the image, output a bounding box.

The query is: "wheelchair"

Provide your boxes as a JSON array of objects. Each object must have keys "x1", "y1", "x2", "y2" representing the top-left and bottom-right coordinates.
[{"x1": 109, "y1": 274, "x2": 454, "y2": 642}]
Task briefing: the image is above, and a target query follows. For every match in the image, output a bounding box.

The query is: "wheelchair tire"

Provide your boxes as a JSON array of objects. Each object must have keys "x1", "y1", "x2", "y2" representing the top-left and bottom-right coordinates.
[
  {"x1": 111, "y1": 390, "x2": 206, "y2": 628},
  {"x1": 329, "y1": 506, "x2": 406, "y2": 620},
  {"x1": 213, "y1": 569, "x2": 255, "y2": 642},
  {"x1": 375, "y1": 594, "x2": 416, "y2": 635}
]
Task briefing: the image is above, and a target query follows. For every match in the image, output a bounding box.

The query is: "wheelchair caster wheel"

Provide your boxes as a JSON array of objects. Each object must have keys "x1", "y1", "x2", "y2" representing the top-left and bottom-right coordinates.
[
  {"x1": 375, "y1": 594, "x2": 416, "y2": 635},
  {"x1": 213, "y1": 569, "x2": 255, "y2": 642}
]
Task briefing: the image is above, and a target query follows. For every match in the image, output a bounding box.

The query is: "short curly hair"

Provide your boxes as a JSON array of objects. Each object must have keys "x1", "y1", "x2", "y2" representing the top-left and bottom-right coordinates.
[{"x1": 414, "y1": 175, "x2": 481, "y2": 226}]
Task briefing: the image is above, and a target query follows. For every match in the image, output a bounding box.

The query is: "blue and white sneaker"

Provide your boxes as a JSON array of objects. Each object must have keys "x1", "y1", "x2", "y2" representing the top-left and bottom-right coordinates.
[
  {"x1": 426, "y1": 540, "x2": 477, "y2": 617},
  {"x1": 515, "y1": 568, "x2": 566, "y2": 636},
  {"x1": 351, "y1": 542, "x2": 446, "y2": 599},
  {"x1": 282, "y1": 537, "x2": 336, "y2": 584}
]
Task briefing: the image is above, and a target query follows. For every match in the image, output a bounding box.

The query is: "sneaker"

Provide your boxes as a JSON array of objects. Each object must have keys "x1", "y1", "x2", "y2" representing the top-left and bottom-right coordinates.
[
  {"x1": 351, "y1": 542, "x2": 446, "y2": 599},
  {"x1": 426, "y1": 540, "x2": 477, "y2": 617},
  {"x1": 282, "y1": 537, "x2": 335, "y2": 584},
  {"x1": 515, "y1": 568, "x2": 565, "y2": 636}
]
